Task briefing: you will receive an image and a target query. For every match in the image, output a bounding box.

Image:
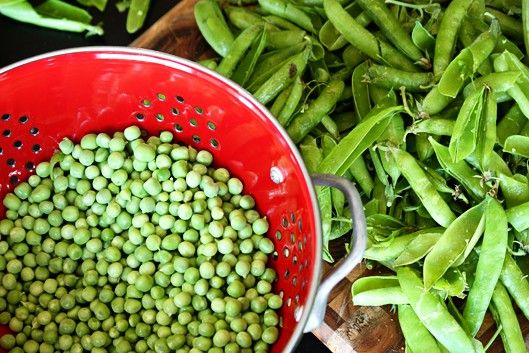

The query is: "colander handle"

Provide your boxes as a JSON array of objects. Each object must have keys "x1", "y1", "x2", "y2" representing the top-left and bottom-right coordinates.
[{"x1": 303, "y1": 174, "x2": 368, "y2": 333}]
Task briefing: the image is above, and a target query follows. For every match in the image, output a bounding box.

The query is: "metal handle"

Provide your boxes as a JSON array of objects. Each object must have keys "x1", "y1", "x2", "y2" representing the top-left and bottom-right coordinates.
[{"x1": 303, "y1": 174, "x2": 367, "y2": 333}]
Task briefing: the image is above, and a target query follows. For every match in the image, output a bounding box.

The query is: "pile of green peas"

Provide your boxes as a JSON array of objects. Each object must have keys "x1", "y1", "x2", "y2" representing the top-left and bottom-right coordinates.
[{"x1": 0, "y1": 126, "x2": 282, "y2": 353}]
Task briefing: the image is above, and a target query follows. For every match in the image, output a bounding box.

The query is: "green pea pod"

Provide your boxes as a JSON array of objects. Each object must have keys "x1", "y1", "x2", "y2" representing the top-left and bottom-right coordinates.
[
  {"x1": 396, "y1": 267, "x2": 476, "y2": 353},
  {"x1": 448, "y1": 87, "x2": 485, "y2": 163},
  {"x1": 421, "y1": 86, "x2": 456, "y2": 116},
  {"x1": 499, "y1": 173, "x2": 529, "y2": 208},
  {"x1": 126, "y1": 0, "x2": 150, "y2": 33},
  {"x1": 198, "y1": 58, "x2": 218, "y2": 70},
  {"x1": 269, "y1": 84, "x2": 292, "y2": 117},
  {"x1": 423, "y1": 200, "x2": 485, "y2": 288},
  {"x1": 505, "y1": 200, "x2": 529, "y2": 232},
  {"x1": 432, "y1": 268, "x2": 467, "y2": 299},
  {"x1": 217, "y1": 24, "x2": 264, "y2": 78},
  {"x1": 277, "y1": 76, "x2": 304, "y2": 126},
  {"x1": 317, "y1": 106, "x2": 401, "y2": 176},
  {"x1": 287, "y1": 80, "x2": 345, "y2": 143},
  {"x1": 299, "y1": 136, "x2": 322, "y2": 173},
  {"x1": 499, "y1": 103, "x2": 529, "y2": 145},
  {"x1": 266, "y1": 29, "x2": 306, "y2": 49},
  {"x1": 490, "y1": 282, "x2": 527, "y2": 353},
  {"x1": 321, "y1": 115, "x2": 340, "y2": 141},
  {"x1": 523, "y1": 0, "x2": 529, "y2": 59},
  {"x1": 500, "y1": 254, "x2": 529, "y2": 322},
  {"x1": 418, "y1": 161, "x2": 456, "y2": 195},
  {"x1": 485, "y1": 7, "x2": 523, "y2": 42},
  {"x1": 391, "y1": 148, "x2": 456, "y2": 228},
  {"x1": 463, "y1": 197, "x2": 508, "y2": 336},
  {"x1": 399, "y1": 304, "x2": 442, "y2": 353},
  {"x1": 225, "y1": 6, "x2": 264, "y2": 30},
  {"x1": 323, "y1": 0, "x2": 418, "y2": 72},
  {"x1": 352, "y1": 61, "x2": 371, "y2": 122},
  {"x1": 369, "y1": 148, "x2": 389, "y2": 187},
  {"x1": 318, "y1": 2, "x2": 364, "y2": 51},
  {"x1": 352, "y1": 276, "x2": 409, "y2": 306},
  {"x1": 263, "y1": 15, "x2": 301, "y2": 30},
  {"x1": 342, "y1": 45, "x2": 365, "y2": 69},
  {"x1": 308, "y1": 58, "x2": 330, "y2": 83},
  {"x1": 232, "y1": 29, "x2": 268, "y2": 87},
  {"x1": 463, "y1": 71, "x2": 521, "y2": 99},
  {"x1": 253, "y1": 45, "x2": 311, "y2": 105},
  {"x1": 321, "y1": 135, "x2": 345, "y2": 216},
  {"x1": 330, "y1": 215, "x2": 352, "y2": 240},
  {"x1": 258, "y1": 0, "x2": 317, "y2": 34},
  {"x1": 393, "y1": 229, "x2": 443, "y2": 267},
  {"x1": 75, "y1": 0, "x2": 106, "y2": 11},
  {"x1": 433, "y1": 0, "x2": 474, "y2": 78},
  {"x1": 411, "y1": 21, "x2": 435, "y2": 55},
  {"x1": 474, "y1": 90, "x2": 497, "y2": 170},
  {"x1": 247, "y1": 42, "x2": 306, "y2": 91},
  {"x1": 348, "y1": 155, "x2": 374, "y2": 197},
  {"x1": 318, "y1": 185, "x2": 333, "y2": 263},
  {"x1": 195, "y1": 0, "x2": 235, "y2": 57},
  {"x1": 416, "y1": 133, "x2": 435, "y2": 161},
  {"x1": 503, "y1": 135, "x2": 529, "y2": 158},
  {"x1": 35, "y1": 0, "x2": 92, "y2": 23},
  {"x1": 365, "y1": 64, "x2": 434, "y2": 93},
  {"x1": 411, "y1": 119, "x2": 455, "y2": 136}
]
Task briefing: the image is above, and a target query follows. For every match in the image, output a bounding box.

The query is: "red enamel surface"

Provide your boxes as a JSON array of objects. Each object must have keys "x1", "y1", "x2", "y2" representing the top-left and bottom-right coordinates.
[{"x1": 0, "y1": 49, "x2": 319, "y2": 352}]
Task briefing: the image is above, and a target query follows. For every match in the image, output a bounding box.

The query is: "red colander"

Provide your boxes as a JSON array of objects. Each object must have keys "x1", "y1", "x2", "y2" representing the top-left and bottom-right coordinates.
[{"x1": 0, "y1": 47, "x2": 367, "y2": 353}]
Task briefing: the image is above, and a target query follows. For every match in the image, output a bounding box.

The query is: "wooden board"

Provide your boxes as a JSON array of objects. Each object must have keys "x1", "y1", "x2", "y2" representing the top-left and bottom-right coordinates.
[{"x1": 131, "y1": 4, "x2": 529, "y2": 352}]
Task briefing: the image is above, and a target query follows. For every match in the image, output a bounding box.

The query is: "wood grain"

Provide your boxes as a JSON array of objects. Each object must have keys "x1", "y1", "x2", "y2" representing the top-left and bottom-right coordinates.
[{"x1": 131, "y1": 4, "x2": 529, "y2": 352}]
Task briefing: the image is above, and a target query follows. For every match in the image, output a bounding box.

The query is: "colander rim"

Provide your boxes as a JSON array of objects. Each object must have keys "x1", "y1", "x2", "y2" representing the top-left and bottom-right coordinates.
[{"x1": 0, "y1": 46, "x2": 323, "y2": 353}]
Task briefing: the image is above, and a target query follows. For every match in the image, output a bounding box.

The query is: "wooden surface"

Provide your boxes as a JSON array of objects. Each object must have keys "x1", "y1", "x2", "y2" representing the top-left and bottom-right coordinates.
[{"x1": 131, "y1": 4, "x2": 529, "y2": 352}]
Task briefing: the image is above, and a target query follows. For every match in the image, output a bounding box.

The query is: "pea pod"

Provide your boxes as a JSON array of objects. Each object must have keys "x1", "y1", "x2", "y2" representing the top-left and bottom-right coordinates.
[
  {"x1": 263, "y1": 15, "x2": 302, "y2": 30},
  {"x1": 463, "y1": 197, "x2": 508, "y2": 336},
  {"x1": 266, "y1": 29, "x2": 306, "y2": 49},
  {"x1": 474, "y1": 90, "x2": 497, "y2": 170},
  {"x1": 423, "y1": 201, "x2": 485, "y2": 289},
  {"x1": 499, "y1": 104, "x2": 529, "y2": 146},
  {"x1": 391, "y1": 148, "x2": 456, "y2": 228},
  {"x1": 398, "y1": 305, "x2": 442, "y2": 353},
  {"x1": 411, "y1": 21, "x2": 435, "y2": 55},
  {"x1": 498, "y1": 173, "x2": 529, "y2": 208},
  {"x1": 352, "y1": 61, "x2": 371, "y2": 122},
  {"x1": 217, "y1": 24, "x2": 264, "y2": 78},
  {"x1": 269, "y1": 83, "x2": 292, "y2": 117},
  {"x1": 287, "y1": 80, "x2": 345, "y2": 143},
  {"x1": 342, "y1": 45, "x2": 365, "y2": 68},
  {"x1": 503, "y1": 135, "x2": 529, "y2": 158},
  {"x1": 505, "y1": 201, "x2": 529, "y2": 232},
  {"x1": 393, "y1": 229, "x2": 443, "y2": 267},
  {"x1": 317, "y1": 106, "x2": 401, "y2": 176},
  {"x1": 299, "y1": 136, "x2": 322, "y2": 173},
  {"x1": 258, "y1": 0, "x2": 317, "y2": 34},
  {"x1": 348, "y1": 155, "x2": 375, "y2": 197},
  {"x1": 365, "y1": 64, "x2": 434, "y2": 92},
  {"x1": 232, "y1": 29, "x2": 268, "y2": 87},
  {"x1": 411, "y1": 119, "x2": 455, "y2": 136},
  {"x1": 485, "y1": 7, "x2": 524, "y2": 42},
  {"x1": 523, "y1": 0, "x2": 529, "y2": 58},
  {"x1": 490, "y1": 282, "x2": 527, "y2": 353},
  {"x1": 321, "y1": 115, "x2": 340, "y2": 140},
  {"x1": 323, "y1": 0, "x2": 418, "y2": 72},
  {"x1": 36, "y1": 0, "x2": 92, "y2": 23},
  {"x1": 352, "y1": 276, "x2": 409, "y2": 306},
  {"x1": 432, "y1": 268, "x2": 467, "y2": 299},
  {"x1": 195, "y1": 0, "x2": 235, "y2": 57},
  {"x1": 319, "y1": 4, "x2": 372, "y2": 51},
  {"x1": 322, "y1": 135, "x2": 345, "y2": 216},
  {"x1": 396, "y1": 267, "x2": 476, "y2": 353},
  {"x1": 225, "y1": 6, "x2": 264, "y2": 30},
  {"x1": 500, "y1": 254, "x2": 529, "y2": 321},
  {"x1": 463, "y1": 71, "x2": 521, "y2": 100},
  {"x1": 277, "y1": 76, "x2": 304, "y2": 126}
]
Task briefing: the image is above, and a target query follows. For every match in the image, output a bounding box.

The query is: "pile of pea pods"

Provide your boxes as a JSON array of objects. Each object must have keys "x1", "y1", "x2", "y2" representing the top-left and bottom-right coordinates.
[{"x1": 194, "y1": 0, "x2": 529, "y2": 351}]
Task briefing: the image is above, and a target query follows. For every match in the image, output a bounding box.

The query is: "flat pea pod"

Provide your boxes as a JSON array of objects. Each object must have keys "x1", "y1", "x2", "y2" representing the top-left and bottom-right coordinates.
[
  {"x1": 432, "y1": 268, "x2": 466, "y2": 299},
  {"x1": 391, "y1": 148, "x2": 456, "y2": 228},
  {"x1": 396, "y1": 267, "x2": 476, "y2": 353},
  {"x1": 247, "y1": 42, "x2": 306, "y2": 91},
  {"x1": 352, "y1": 276, "x2": 408, "y2": 306},
  {"x1": 321, "y1": 135, "x2": 345, "y2": 216},
  {"x1": 411, "y1": 21, "x2": 435, "y2": 55},
  {"x1": 323, "y1": 0, "x2": 418, "y2": 72},
  {"x1": 195, "y1": 0, "x2": 235, "y2": 57},
  {"x1": 232, "y1": 29, "x2": 268, "y2": 87},
  {"x1": 287, "y1": 80, "x2": 345, "y2": 143},
  {"x1": 277, "y1": 76, "x2": 304, "y2": 126},
  {"x1": 356, "y1": 0, "x2": 425, "y2": 63},
  {"x1": 317, "y1": 106, "x2": 401, "y2": 176},
  {"x1": 266, "y1": 29, "x2": 306, "y2": 49},
  {"x1": 365, "y1": 64, "x2": 434, "y2": 92},
  {"x1": 348, "y1": 156, "x2": 374, "y2": 197},
  {"x1": 498, "y1": 173, "x2": 529, "y2": 208},
  {"x1": 253, "y1": 45, "x2": 311, "y2": 105},
  {"x1": 463, "y1": 71, "x2": 521, "y2": 100},
  {"x1": 423, "y1": 200, "x2": 485, "y2": 289},
  {"x1": 126, "y1": 0, "x2": 150, "y2": 34},
  {"x1": 438, "y1": 22, "x2": 499, "y2": 98},
  {"x1": 258, "y1": 0, "x2": 317, "y2": 34},
  {"x1": 411, "y1": 119, "x2": 455, "y2": 136},
  {"x1": 433, "y1": 0, "x2": 473, "y2": 78},
  {"x1": 318, "y1": 185, "x2": 333, "y2": 262},
  {"x1": 216, "y1": 24, "x2": 263, "y2": 78},
  {"x1": 352, "y1": 61, "x2": 371, "y2": 121},
  {"x1": 500, "y1": 104, "x2": 529, "y2": 145},
  {"x1": 398, "y1": 305, "x2": 442, "y2": 353},
  {"x1": 503, "y1": 135, "x2": 529, "y2": 158},
  {"x1": 475, "y1": 90, "x2": 497, "y2": 170},
  {"x1": 500, "y1": 254, "x2": 529, "y2": 321},
  {"x1": 490, "y1": 282, "x2": 527, "y2": 353},
  {"x1": 505, "y1": 201, "x2": 529, "y2": 232},
  {"x1": 393, "y1": 229, "x2": 443, "y2": 267},
  {"x1": 463, "y1": 197, "x2": 508, "y2": 336},
  {"x1": 448, "y1": 87, "x2": 485, "y2": 163}
]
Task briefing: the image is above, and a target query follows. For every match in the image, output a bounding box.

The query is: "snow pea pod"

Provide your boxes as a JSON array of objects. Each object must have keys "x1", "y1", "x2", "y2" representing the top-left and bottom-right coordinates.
[
  {"x1": 411, "y1": 21, "x2": 435, "y2": 55},
  {"x1": 490, "y1": 282, "x2": 527, "y2": 353},
  {"x1": 352, "y1": 61, "x2": 371, "y2": 121},
  {"x1": 463, "y1": 197, "x2": 507, "y2": 336},
  {"x1": 35, "y1": 0, "x2": 92, "y2": 23},
  {"x1": 195, "y1": 0, "x2": 235, "y2": 57},
  {"x1": 349, "y1": 156, "x2": 374, "y2": 197},
  {"x1": 500, "y1": 254, "x2": 529, "y2": 321},
  {"x1": 217, "y1": 24, "x2": 264, "y2": 78},
  {"x1": 505, "y1": 201, "x2": 529, "y2": 232},
  {"x1": 391, "y1": 148, "x2": 456, "y2": 228},
  {"x1": 421, "y1": 86, "x2": 455, "y2": 116},
  {"x1": 198, "y1": 58, "x2": 218, "y2": 70},
  {"x1": 393, "y1": 229, "x2": 443, "y2": 267},
  {"x1": 258, "y1": 0, "x2": 317, "y2": 34},
  {"x1": 287, "y1": 80, "x2": 345, "y2": 143},
  {"x1": 232, "y1": 29, "x2": 268, "y2": 87},
  {"x1": 463, "y1": 71, "x2": 520, "y2": 100},
  {"x1": 503, "y1": 135, "x2": 529, "y2": 158},
  {"x1": 277, "y1": 76, "x2": 304, "y2": 126},
  {"x1": 322, "y1": 135, "x2": 345, "y2": 216},
  {"x1": 433, "y1": 0, "x2": 473, "y2": 78},
  {"x1": 366, "y1": 64, "x2": 434, "y2": 92},
  {"x1": 323, "y1": 0, "x2": 418, "y2": 71},
  {"x1": 474, "y1": 90, "x2": 497, "y2": 170},
  {"x1": 319, "y1": 5, "x2": 371, "y2": 51},
  {"x1": 411, "y1": 119, "x2": 455, "y2": 136},
  {"x1": 423, "y1": 201, "x2": 485, "y2": 288},
  {"x1": 399, "y1": 305, "x2": 442, "y2": 353},
  {"x1": 299, "y1": 136, "x2": 322, "y2": 173},
  {"x1": 317, "y1": 106, "x2": 401, "y2": 176},
  {"x1": 498, "y1": 173, "x2": 529, "y2": 208},
  {"x1": 270, "y1": 84, "x2": 292, "y2": 117},
  {"x1": 352, "y1": 276, "x2": 409, "y2": 306},
  {"x1": 396, "y1": 267, "x2": 477, "y2": 353},
  {"x1": 126, "y1": 0, "x2": 150, "y2": 33},
  {"x1": 321, "y1": 115, "x2": 340, "y2": 140}
]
